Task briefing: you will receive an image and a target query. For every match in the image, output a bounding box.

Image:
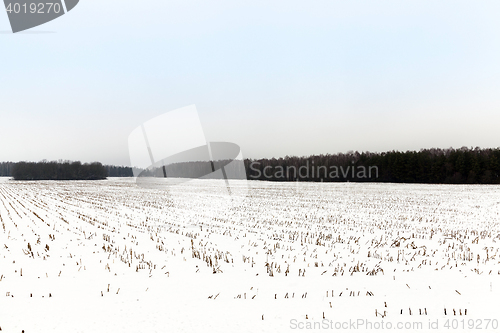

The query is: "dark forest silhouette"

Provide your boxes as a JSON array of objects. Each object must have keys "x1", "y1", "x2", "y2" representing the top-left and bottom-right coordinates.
[
  {"x1": 1, "y1": 147, "x2": 499, "y2": 183},
  {"x1": 245, "y1": 147, "x2": 500, "y2": 184},
  {"x1": 10, "y1": 161, "x2": 107, "y2": 180}
]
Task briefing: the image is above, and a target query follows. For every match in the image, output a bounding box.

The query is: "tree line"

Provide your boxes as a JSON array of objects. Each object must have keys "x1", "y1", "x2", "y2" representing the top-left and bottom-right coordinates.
[
  {"x1": 105, "y1": 165, "x2": 134, "y2": 177},
  {"x1": 12, "y1": 161, "x2": 107, "y2": 180},
  {"x1": 2, "y1": 147, "x2": 500, "y2": 183},
  {"x1": 245, "y1": 147, "x2": 500, "y2": 184},
  {"x1": 1, "y1": 162, "x2": 135, "y2": 178},
  {"x1": 122, "y1": 146, "x2": 500, "y2": 184},
  {"x1": 0, "y1": 162, "x2": 15, "y2": 177}
]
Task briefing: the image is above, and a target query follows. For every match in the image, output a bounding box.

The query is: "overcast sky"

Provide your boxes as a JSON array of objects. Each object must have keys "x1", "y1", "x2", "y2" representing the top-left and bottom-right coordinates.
[{"x1": 1, "y1": 0, "x2": 499, "y2": 165}]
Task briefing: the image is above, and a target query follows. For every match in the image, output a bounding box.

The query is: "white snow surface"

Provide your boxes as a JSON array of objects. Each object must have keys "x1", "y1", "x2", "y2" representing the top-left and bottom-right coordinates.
[{"x1": 0, "y1": 177, "x2": 499, "y2": 332}]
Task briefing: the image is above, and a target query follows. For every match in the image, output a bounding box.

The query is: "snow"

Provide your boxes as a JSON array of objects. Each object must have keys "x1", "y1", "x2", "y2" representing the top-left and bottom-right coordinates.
[{"x1": 0, "y1": 177, "x2": 499, "y2": 332}]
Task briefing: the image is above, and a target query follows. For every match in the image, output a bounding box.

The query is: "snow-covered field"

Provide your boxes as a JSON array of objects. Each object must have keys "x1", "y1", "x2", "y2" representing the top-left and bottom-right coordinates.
[{"x1": 1, "y1": 177, "x2": 499, "y2": 332}]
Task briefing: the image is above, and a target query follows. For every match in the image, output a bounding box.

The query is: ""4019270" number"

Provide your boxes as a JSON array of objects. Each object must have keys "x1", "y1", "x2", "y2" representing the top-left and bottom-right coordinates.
[{"x1": 5, "y1": 2, "x2": 61, "y2": 14}]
